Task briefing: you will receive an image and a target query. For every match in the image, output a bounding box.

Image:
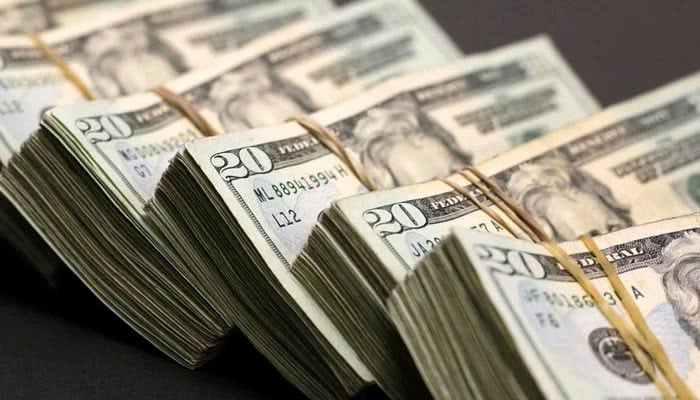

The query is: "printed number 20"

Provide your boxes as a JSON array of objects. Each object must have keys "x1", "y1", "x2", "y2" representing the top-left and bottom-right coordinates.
[
  {"x1": 211, "y1": 146, "x2": 273, "y2": 181},
  {"x1": 364, "y1": 202, "x2": 427, "y2": 237},
  {"x1": 76, "y1": 115, "x2": 132, "y2": 144}
]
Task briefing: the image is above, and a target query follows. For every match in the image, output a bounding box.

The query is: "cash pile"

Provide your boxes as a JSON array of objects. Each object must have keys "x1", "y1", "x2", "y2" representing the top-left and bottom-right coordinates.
[
  {"x1": 293, "y1": 70, "x2": 700, "y2": 397},
  {"x1": 389, "y1": 214, "x2": 700, "y2": 399},
  {"x1": 0, "y1": 0, "x2": 462, "y2": 398},
  {"x1": 0, "y1": 0, "x2": 334, "y2": 286},
  {"x1": 145, "y1": 34, "x2": 598, "y2": 400},
  {"x1": 1, "y1": 1, "x2": 698, "y2": 400}
]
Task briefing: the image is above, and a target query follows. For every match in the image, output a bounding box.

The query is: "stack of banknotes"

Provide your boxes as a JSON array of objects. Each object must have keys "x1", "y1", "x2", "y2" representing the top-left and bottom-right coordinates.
[
  {"x1": 389, "y1": 213, "x2": 700, "y2": 399},
  {"x1": 0, "y1": 0, "x2": 698, "y2": 399}
]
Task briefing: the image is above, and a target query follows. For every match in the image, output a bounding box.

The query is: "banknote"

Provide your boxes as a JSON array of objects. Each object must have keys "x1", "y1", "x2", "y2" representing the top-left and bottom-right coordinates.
[
  {"x1": 291, "y1": 70, "x2": 700, "y2": 398},
  {"x1": 0, "y1": 0, "x2": 136, "y2": 34},
  {"x1": 388, "y1": 213, "x2": 700, "y2": 399},
  {"x1": 0, "y1": 0, "x2": 461, "y2": 396},
  {"x1": 142, "y1": 36, "x2": 597, "y2": 400},
  {"x1": 0, "y1": 0, "x2": 333, "y2": 164}
]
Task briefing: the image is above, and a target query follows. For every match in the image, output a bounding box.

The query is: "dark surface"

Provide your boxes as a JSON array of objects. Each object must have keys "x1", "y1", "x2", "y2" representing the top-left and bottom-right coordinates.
[{"x1": 2, "y1": 0, "x2": 700, "y2": 399}]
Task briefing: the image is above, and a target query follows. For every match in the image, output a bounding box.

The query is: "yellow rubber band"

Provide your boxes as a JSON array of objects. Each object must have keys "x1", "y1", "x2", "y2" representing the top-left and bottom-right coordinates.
[
  {"x1": 441, "y1": 177, "x2": 521, "y2": 239},
  {"x1": 151, "y1": 86, "x2": 219, "y2": 137},
  {"x1": 290, "y1": 114, "x2": 377, "y2": 190},
  {"x1": 458, "y1": 169, "x2": 542, "y2": 242},
  {"x1": 29, "y1": 33, "x2": 95, "y2": 100}
]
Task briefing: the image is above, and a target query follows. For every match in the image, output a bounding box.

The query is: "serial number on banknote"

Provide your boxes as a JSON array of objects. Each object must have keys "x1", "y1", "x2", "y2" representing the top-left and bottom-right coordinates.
[
  {"x1": 0, "y1": 100, "x2": 23, "y2": 116},
  {"x1": 253, "y1": 164, "x2": 349, "y2": 203},
  {"x1": 521, "y1": 287, "x2": 646, "y2": 309}
]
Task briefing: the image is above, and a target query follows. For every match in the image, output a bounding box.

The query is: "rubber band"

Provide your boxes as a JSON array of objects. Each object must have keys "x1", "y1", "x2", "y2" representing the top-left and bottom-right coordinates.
[
  {"x1": 151, "y1": 86, "x2": 219, "y2": 137},
  {"x1": 29, "y1": 33, "x2": 96, "y2": 100},
  {"x1": 458, "y1": 168, "x2": 542, "y2": 242},
  {"x1": 289, "y1": 114, "x2": 377, "y2": 190},
  {"x1": 441, "y1": 177, "x2": 521, "y2": 239}
]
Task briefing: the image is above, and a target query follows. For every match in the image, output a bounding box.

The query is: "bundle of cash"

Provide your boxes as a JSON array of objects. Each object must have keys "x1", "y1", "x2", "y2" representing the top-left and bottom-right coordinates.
[
  {"x1": 0, "y1": 0, "x2": 461, "y2": 398},
  {"x1": 389, "y1": 213, "x2": 700, "y2": 399},
  {"x1": 0, "y1": 0, "x2": 135, "y2": 34},
  {"x1": 144, "y1": 36, "x2": 598, "y2": 399},
  {"x1": 292, "y1": 70, "x2": 700, "y2": 398},
  {"x1": 0, "y1": 0, "x2": 334, "y2": 286}
]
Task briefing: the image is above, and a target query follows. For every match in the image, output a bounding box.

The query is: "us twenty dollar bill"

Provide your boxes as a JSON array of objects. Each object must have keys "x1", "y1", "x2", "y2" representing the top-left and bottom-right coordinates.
[
  {"x1": 328, "y1": 69, "x2": 700, "y2": 293},
  {"x1": 388, "y1": 213, "x2": 700, "y2": 399},
  {"x1": 0, "y1": 0, "x2": 334, "y2": 163},
  {"x1": 35, "y1": 0, "x2": 462, "y2": 218},
  {"x1": 0, "y1": 0, "x2": 137, "y2": 34}
]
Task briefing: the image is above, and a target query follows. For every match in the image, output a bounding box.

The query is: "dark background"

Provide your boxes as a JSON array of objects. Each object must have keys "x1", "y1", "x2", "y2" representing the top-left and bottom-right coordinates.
[{"x1": 2, "y1": 0, "x2": 699, "y2": 399}]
